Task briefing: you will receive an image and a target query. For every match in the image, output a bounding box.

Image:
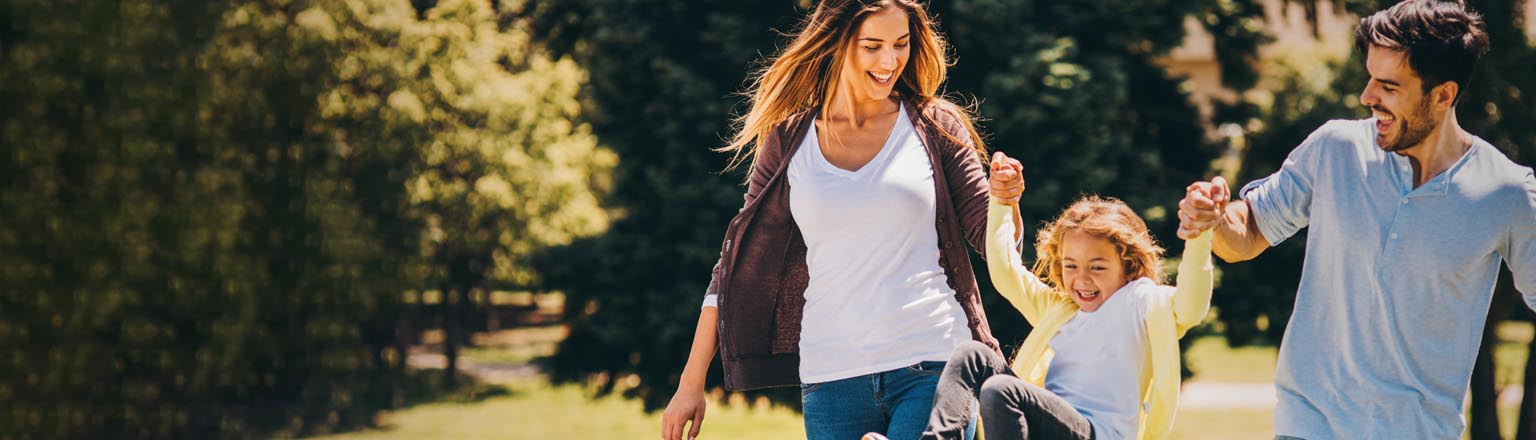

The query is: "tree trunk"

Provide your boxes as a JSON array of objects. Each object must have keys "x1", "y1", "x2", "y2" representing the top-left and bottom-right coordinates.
[
  {"x1": 1470, "y1": 311, "x2": 1502, "y2": 440},
  {"x1": 443, "y1": 286, "x2": 459, "y2": 387},
  {"x1": 410, "y1": 289, "x2": 424, "y2": 346},
  {"x1": 394, "y1": 290, "x2": 414, "y2": 372},
  {"x1": 457, "y1": 285, "x2": 474, "y2": 346},
  {"x1": 486, "y1": 289, "x2": 500, "y2": 332}
]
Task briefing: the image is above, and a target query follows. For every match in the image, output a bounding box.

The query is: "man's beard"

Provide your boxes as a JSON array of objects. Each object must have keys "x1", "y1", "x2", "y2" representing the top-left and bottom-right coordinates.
[{"x1": 1377, "y1": 99, "x2": 1436, "y2": 152}]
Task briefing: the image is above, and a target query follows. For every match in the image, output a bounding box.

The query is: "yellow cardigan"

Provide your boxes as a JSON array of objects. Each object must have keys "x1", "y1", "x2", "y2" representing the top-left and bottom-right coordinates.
[{"x1": 985, "y1": 204, "x2": 1214, "y2": 440}]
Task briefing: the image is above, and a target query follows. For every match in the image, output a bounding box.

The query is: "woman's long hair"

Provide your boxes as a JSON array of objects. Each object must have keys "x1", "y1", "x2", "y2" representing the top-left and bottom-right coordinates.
[{"x1": 719, "y1": 0, "x2": 986, "y2": 173}]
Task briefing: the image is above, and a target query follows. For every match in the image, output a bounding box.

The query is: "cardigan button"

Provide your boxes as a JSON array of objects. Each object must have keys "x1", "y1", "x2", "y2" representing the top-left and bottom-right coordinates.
[{"x1": 943, "y1": 241, "x2": 953, "y2": 249}]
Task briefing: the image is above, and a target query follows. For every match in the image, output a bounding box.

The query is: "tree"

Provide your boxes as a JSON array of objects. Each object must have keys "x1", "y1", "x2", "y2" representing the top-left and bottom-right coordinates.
[
  {"x1": 0, "y1": 0, "x2": 610, "y2": 436},
  {"x1": 0, "y1": 0, "x2": 422, "y2": 436},
  {"x1": 402, "y1": 0, "x2": 614, "y2": 385}
]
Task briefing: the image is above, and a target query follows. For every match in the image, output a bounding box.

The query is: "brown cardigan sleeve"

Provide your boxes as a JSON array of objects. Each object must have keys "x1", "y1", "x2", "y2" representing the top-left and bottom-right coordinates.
[
  {"x1": 704, "y1": 119, "x2": 792, "y2": 298},
  {"x1": 927, "y1": 106, "x2": 991, "y2": 257}
]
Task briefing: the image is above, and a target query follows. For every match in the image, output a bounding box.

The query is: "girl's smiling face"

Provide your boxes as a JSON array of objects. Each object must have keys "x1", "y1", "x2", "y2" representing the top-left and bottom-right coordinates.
[{"x1": 1060, "y1": 231, "x2": 1130, "y2": 312}]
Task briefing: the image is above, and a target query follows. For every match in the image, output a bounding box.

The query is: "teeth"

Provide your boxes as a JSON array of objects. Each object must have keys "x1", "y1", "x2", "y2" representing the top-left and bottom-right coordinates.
[{"x1": 871, "y1": 72, "x2": 892, "y2": 82}]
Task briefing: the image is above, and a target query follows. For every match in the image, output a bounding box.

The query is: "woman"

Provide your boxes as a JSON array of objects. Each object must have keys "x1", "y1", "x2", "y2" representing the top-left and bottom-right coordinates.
[{"x1": 661, "y1": 2, "x2": 1002, "y2": 439}]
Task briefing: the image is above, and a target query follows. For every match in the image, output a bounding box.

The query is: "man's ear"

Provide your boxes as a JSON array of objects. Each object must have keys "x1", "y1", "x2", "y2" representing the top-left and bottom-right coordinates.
[{"x1": 1434, "y1": 81, "x2": 1460, "y2": 110}]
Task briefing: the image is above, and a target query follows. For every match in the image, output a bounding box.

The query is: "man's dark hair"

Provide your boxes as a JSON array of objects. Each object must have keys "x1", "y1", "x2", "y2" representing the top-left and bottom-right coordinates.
[{"x1": 1356, "y1": 0, "x2": 1490, "y2": 100}]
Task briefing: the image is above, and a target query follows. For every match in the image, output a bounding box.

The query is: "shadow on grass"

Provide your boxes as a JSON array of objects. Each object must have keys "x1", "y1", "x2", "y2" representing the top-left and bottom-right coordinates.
[
  {"x1": 287, "y1": 368, "x2": 516, "y2": 438},
  {"x1": 391, "y1": 368, "x2": 516, "y2": 407}
]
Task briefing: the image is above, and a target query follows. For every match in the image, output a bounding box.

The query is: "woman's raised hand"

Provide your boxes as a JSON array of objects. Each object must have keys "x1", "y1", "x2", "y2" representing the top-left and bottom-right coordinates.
[{"x1": 989, "y1": 151, "x2": 1026, "y2": 205}]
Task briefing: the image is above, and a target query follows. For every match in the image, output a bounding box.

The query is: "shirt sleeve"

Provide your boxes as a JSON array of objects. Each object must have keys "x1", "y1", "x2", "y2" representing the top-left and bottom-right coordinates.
[
  {"x1": 1240, "y1": 124, "x2": 1334, "y2": 246},
  {"x1": 1171, "y1": 230, "x2": 1215, "y2": 336},
  {"x1": 986, "y1": 203, "x2": 1061, "y2": 324},
  {"x1": 1508, "y1": 172, "x2": 1536, "y2": 310},
  {"x1": 702, "y1": 293, "x2": 718, "y2": 309}
]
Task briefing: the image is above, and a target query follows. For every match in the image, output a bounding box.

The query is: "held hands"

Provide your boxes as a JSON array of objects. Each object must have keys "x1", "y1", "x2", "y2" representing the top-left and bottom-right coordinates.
[
  {"x1": 1177, "y1": 176, "x2": 1231, "y2": 240},
  {"x1": 989, "y1": 152, "x2": 1026, "y2": 205},
  {"x1": 661, "y1": 385, "x2": 707, "y2": 440}
]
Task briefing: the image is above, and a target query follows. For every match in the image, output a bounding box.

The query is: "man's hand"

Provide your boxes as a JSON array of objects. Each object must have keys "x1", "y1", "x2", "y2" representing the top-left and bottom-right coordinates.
[{"x1": 1177, "y1": 176, "x2": 1230, "y2": 240}]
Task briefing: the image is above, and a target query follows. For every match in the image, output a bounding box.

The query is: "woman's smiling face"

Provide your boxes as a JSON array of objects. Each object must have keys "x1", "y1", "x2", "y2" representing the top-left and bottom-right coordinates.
[{"x1": 840, "y1": 7, "x2": 910, "y2": 102}]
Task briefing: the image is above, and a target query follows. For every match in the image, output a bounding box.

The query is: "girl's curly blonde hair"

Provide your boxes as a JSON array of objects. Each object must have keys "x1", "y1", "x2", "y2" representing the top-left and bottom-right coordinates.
[{"x1": 1031, "y1": 195, "x2": 1166, "y2": 292}]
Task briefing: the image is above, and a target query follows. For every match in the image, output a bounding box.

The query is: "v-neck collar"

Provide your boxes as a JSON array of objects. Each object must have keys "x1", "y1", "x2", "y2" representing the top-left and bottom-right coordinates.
[{"x1": 809, "y1": 103, "x2": 908, "y2": 176}]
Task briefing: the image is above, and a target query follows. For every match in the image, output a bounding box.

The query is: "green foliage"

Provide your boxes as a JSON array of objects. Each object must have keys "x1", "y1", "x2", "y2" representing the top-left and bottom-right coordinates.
[
  {"x1": 405, "y1": 0, "x2": 613, "y2": 293},
  {"x1": 0, "y1": 0, "x2": 608, "y2": 437},
  {"x1": 524, "y1": 0, "x2": 809, "y2": 409},
  {"x1": 525, "y1": 0, "x2": 1264, "y2": 410},
  {"x1": 1214, "y1": 53, "x2": 1363, "y2": 345}
]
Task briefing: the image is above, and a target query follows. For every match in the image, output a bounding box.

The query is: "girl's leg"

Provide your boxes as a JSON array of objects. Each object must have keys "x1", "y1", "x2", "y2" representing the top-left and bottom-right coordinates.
[
  {"x1": 978, "y1": 375, "x2": 1093, "y2": 440},
  {"x1": 802, "y1": 374, "x2": 886, "y2": 440},
  {"x1": 920, "y1": 341, "x2": 1012, "y2": 440}
]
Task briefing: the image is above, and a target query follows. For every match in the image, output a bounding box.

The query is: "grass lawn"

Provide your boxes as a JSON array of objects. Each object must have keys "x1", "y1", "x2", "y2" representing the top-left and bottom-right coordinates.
[
  {"x1": 310, "y1": 379, "x2": 804, "y2": 440},
  {"x1": 1183, "y1": 322, "x2": 1534, "y2": 387},
  {"x1": 308, "y1": 376, "x2": 1285, "y2": 439},
  {"x1": 1184, "y1": 336, "x2": 1278, "y2": 383},
  {"x1": 306, "y1": 296, "x2": 1536, "y2": 440}
]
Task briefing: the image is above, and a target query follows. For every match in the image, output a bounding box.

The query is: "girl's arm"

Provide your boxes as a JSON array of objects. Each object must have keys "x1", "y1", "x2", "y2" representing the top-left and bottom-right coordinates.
[
  {"x1": 986, "y1": 201, "x2": 1058, "y2": 324},
  {"x1": 1171, "y1": 230, "x2": 1215, "y2": 336}
]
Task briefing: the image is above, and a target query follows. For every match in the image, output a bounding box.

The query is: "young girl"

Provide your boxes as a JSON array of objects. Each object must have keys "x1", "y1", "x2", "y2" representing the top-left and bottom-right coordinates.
[{"x1": 903, "y1": 153, "x2": 1216, "y2": 440}]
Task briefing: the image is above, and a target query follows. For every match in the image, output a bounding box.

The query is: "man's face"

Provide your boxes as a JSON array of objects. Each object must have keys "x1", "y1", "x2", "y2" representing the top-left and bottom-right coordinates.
[{"x1": 1359, "y1": 45, "x2": 1441, "y2": 153}]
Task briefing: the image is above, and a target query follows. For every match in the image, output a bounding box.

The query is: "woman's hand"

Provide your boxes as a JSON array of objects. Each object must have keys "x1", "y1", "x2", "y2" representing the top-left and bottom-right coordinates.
[
  {"x1": 661, "y1": 385, "x2": 707, "y2": 440},
  {"x1": 662, "y1": 307, "x2": 719, "y2": 440},
  {"x1": 989, "y1": 151, "x2": 1025, "y2": 205}
]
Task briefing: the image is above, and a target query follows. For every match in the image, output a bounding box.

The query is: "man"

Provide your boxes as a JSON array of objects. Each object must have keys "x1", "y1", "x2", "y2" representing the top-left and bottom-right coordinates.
[{"x1": 1176, "y1": 1, "x2": 1536, "y2": 438}]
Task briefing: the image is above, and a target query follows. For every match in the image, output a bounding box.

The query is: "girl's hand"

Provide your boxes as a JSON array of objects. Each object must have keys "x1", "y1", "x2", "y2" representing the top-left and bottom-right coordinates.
[
  {"x1": 989, "y1": 151, "x2": 1025, "y2": 205},
  {"x1": 1177, "y1": 176, "x2": 1230, "y2": 240},
  {"x1": 661, "y1": 385, "x2": 707, "y2": 440}
]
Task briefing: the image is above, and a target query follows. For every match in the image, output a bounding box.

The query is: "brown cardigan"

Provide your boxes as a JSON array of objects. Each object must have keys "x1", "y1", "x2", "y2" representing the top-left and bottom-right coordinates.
[{"x1": 707, "y1": 99, "x2": 1002, "y2": 391}]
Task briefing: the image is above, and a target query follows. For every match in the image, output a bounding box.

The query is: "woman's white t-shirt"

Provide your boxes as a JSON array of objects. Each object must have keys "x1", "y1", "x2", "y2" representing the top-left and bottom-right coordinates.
[{"x1": 785, "y1": 105, "x2": 971, "y2": 383}]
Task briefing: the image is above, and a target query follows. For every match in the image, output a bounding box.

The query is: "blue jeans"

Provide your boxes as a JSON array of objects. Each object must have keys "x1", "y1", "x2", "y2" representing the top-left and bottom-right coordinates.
[{"x1": 801, "y1": 361, "x2": 976, "y2": 440}]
